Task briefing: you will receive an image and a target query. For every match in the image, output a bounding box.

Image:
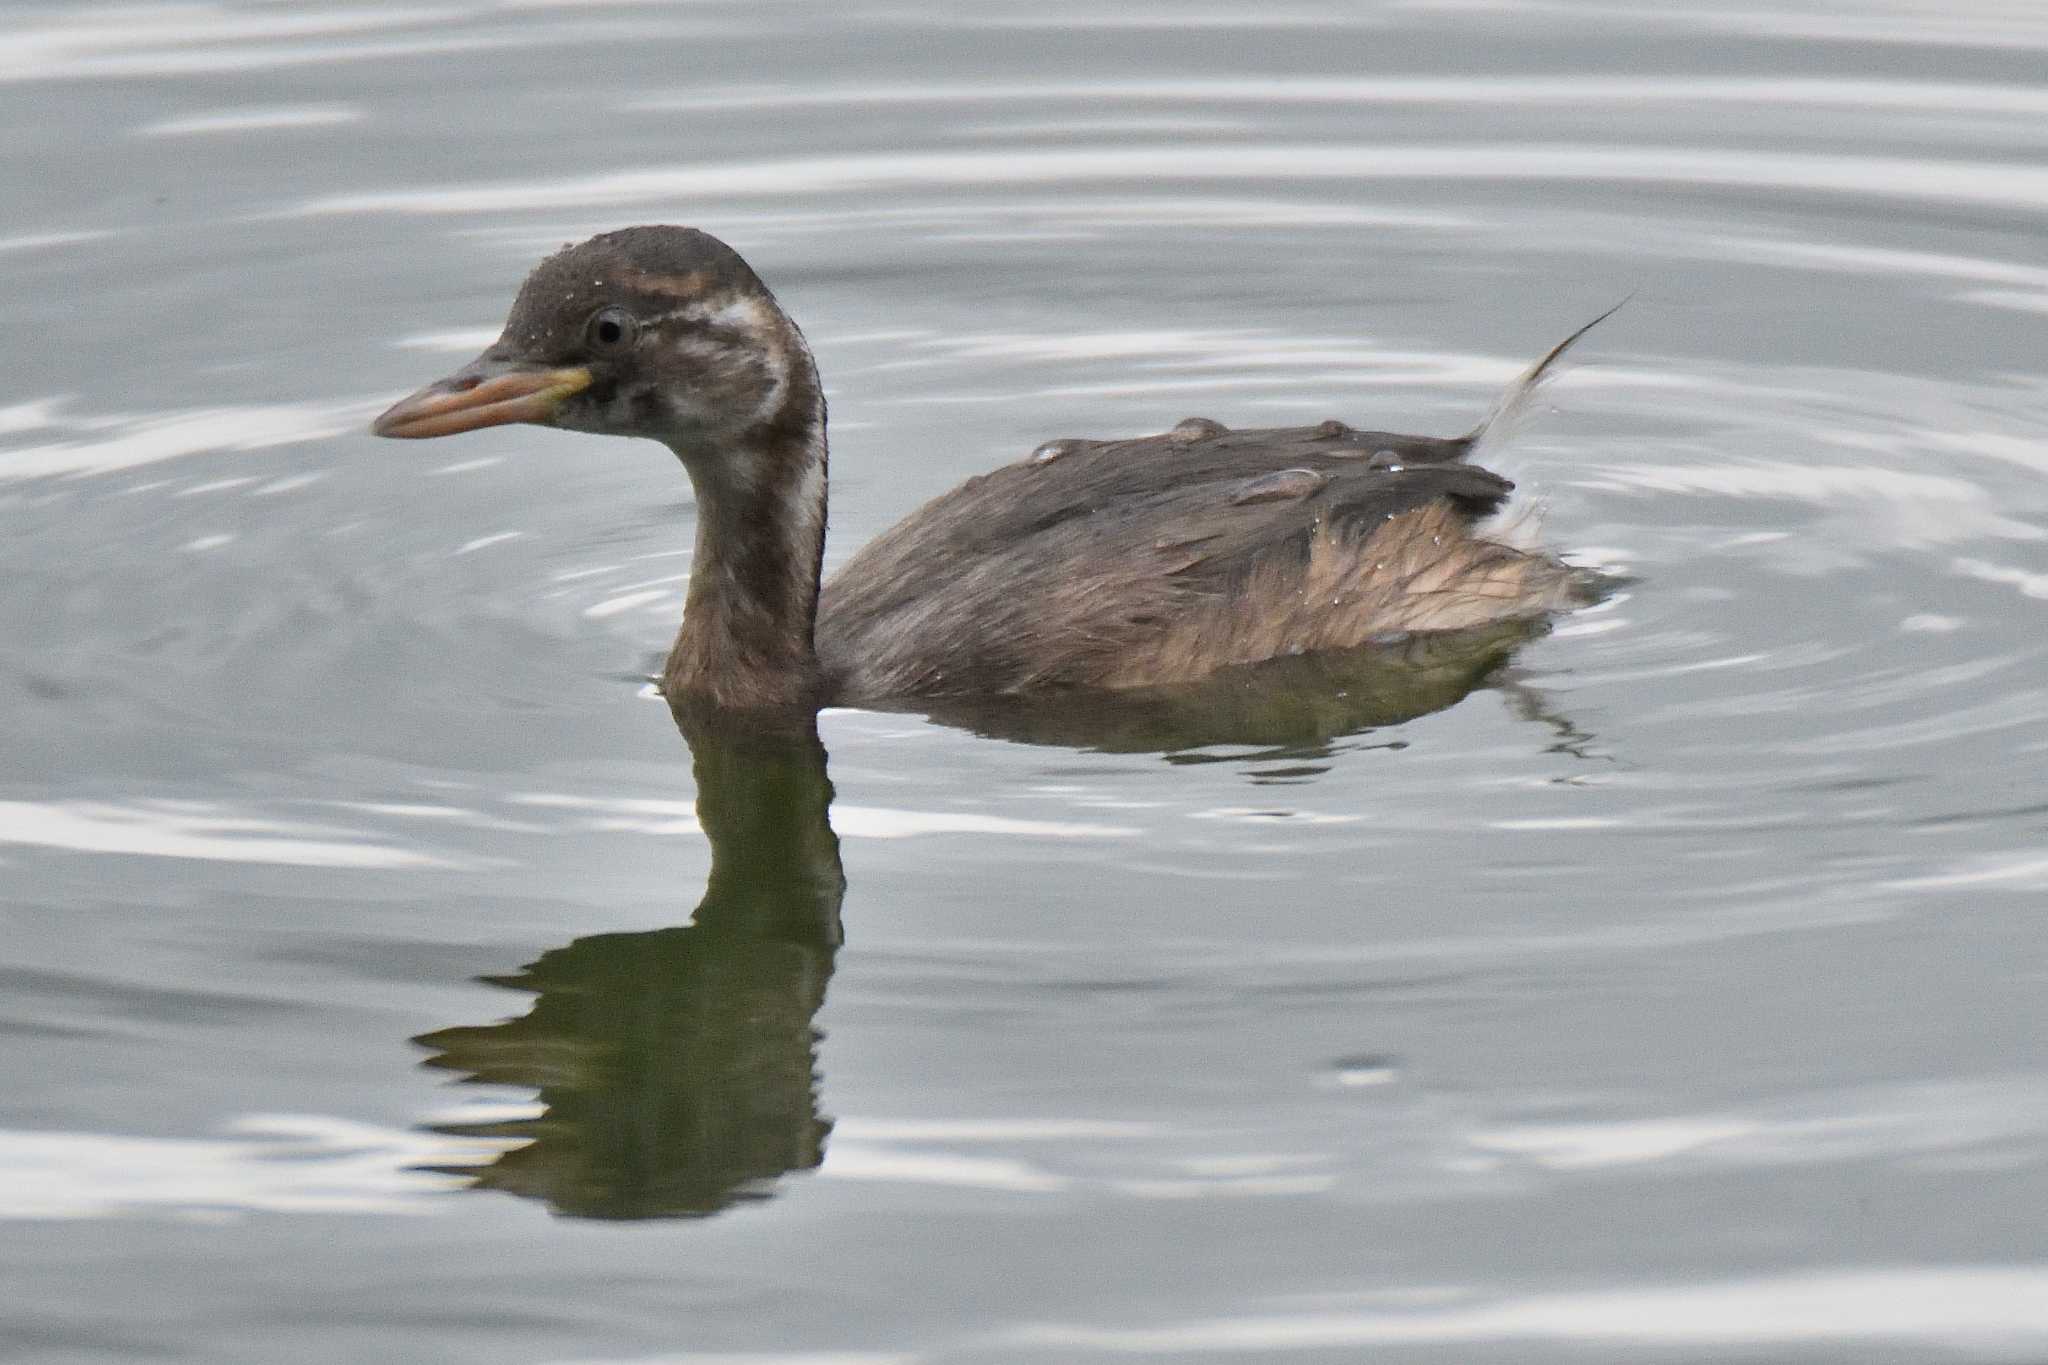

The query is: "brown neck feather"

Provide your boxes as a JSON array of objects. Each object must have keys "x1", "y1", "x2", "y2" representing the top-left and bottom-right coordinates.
[{"x1": 662, "y1": 366, "x2": 827, "y2": 711}]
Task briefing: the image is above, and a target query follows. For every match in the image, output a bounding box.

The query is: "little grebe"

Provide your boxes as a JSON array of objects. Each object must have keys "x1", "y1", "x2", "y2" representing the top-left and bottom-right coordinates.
[{"x1": 374, "y1": 226, "x2": 1603, "y2": 711}]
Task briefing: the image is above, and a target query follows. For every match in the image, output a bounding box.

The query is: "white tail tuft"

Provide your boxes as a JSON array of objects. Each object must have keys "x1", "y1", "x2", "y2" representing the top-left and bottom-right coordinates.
[{"x1": 1466, "y1": 297, "x2": 1628, "y2": 464}]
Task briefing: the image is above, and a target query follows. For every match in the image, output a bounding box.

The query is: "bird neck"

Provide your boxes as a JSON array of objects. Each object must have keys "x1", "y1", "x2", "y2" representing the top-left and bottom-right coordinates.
[
  {"x1": 671, "y1": 702, "x2": 846, "y2": 944},
  {"x1": 664, "y1": 363, "x2": 828, "y2": 711}
]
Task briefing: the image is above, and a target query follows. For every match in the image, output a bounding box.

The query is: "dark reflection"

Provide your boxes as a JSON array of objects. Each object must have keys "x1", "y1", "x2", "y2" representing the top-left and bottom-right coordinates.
[
  {"x1": 413, "y1": 624, "x2": 1580, "y2": 1221},
  {"x1": 1499, "y1": 670, "x2": 1614, "y2": 763},
  {"x1": 911, "y1": 619, "x2": 1552, "y2": 757},
  {"x1": 414, "y1": 705, "x2": 843, "y2": 1220}
]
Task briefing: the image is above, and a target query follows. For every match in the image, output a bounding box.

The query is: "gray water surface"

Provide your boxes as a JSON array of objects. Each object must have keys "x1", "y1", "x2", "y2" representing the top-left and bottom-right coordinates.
[{"x1": 4, "y1": 2, "x2": 2048, "y2": 1361}]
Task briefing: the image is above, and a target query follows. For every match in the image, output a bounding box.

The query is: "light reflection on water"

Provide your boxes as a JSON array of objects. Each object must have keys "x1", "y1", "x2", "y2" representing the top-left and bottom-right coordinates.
[
  {"x1": 0, "y1": 400, "x2": 365, "y2": 481},
  {"x1": 291, "y1": 144, "x2": 2048, "y2": 217},
  {"x1": 1022, "y1": 1269, "x2": 2048, "y2": 1355},
  {"x1": 3, "y1": 0, "x2": 2048, "y2": 1360},
  {"x1": 636, "y1": 74, "x2": 2048, "y2": 116}
]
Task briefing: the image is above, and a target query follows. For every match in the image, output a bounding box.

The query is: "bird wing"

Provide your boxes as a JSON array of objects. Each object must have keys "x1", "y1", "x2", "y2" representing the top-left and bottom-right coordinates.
[
  {"x1": 816, "y1": 419, "x2": 1536, "y2": 699},
  {"x1": 816, "y1": 307, "x2": 1617, "y2": 700}
]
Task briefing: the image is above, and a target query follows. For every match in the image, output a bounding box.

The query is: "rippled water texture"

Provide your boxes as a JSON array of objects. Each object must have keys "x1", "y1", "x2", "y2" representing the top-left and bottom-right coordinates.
[{"x1": 4, "y1": 2, "x2": 2048, "y2": 1361}]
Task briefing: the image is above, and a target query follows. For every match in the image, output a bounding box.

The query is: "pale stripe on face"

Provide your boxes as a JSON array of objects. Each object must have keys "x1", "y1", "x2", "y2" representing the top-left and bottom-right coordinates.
[{"x1": 635, "y1": 291, "x2": 795, "y2": 430}]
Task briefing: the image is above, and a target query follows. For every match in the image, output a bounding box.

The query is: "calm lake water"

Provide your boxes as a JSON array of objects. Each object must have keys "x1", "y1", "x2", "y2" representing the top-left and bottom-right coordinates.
[{"x1": 5, "y1": 1, "x2": 2048, "y2": 1361}]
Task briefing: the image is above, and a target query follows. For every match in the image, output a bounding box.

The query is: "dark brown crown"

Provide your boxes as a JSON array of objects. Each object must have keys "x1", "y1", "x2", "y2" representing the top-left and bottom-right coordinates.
[{"x1": 496, "y1": 226, "x2": 776, "y2": 362}]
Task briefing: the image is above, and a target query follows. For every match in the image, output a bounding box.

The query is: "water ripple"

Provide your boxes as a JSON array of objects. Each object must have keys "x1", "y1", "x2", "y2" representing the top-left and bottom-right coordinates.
[
  {"x1": 1018, "y1": 1267, "x2": 2048, "y2": 1354},
  {"x1": 137, "y1": 104, "x2": 363, "y2": 137},
  {"x1": 0, "y1": 400, "x2": 363, "y2": 482},
  {"x1": 637, "y1": 75, "x2": 2048, "y2": 119},
  {"x1": 503, "y1": 793, "x2": 1136, "y2": 840},
  {"x1": 294, "y1": 145, "x2": 2048, "y2": 218},
  {"x1": 0, "y1": 800, "x2": 466, "y2": 869},
  {"x1": 0, "y1": 1115, "x2": 474, "y2": 1219},
  {"x1": 1572, "y1": 460, "x2": 2044, "y2": 547}
]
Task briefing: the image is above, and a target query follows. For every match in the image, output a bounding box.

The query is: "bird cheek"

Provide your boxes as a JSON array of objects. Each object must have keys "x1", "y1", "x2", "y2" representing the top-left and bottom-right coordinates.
[
  {"x1": 629, "y1": 386, "x2": 674, "y2": 431},
  {"x1": 570, "y1": 380, "x2": 655, "y2": 437}
]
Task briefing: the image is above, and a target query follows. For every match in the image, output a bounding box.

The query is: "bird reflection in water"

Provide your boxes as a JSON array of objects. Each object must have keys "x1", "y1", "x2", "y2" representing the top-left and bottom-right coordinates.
[
  {"x1": 414, "y1": 703, "x2": 843, "y2": 1220},
  {"x1": 411, "y1": 623, "x2": 1593, "y2": 1221},
  {"x1": 912, "y1": 616, "x2": 1564, "y2": 760}
]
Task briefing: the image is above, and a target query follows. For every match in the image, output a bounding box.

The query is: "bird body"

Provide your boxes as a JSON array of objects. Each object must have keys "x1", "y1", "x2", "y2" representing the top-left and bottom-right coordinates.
[
  {"x1": 374, "y1": 226, "x2": 1599, "y2": 712},
  {"x1": 816, "y1": 419, "x2": 1578, "y2": 701}
]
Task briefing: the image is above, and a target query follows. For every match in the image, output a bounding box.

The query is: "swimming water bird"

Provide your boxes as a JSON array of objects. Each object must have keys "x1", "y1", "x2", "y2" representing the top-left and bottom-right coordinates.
[{"x1": 374, "y1": 226, "x2": 1604, "y2": 711}]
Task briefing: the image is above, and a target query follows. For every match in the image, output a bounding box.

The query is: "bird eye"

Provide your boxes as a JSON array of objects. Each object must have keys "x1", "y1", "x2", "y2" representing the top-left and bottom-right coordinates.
[{"x1": 585, "y1": 306, "x2": 637, "y2": 353}]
